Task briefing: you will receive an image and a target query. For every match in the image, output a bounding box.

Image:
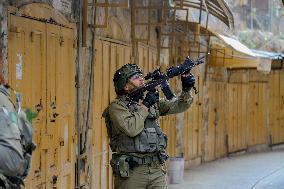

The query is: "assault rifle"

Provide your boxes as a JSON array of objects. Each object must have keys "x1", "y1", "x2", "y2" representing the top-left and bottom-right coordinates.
[{"x1": 128, "y1": 54, "x2": 207, "y2": 101}]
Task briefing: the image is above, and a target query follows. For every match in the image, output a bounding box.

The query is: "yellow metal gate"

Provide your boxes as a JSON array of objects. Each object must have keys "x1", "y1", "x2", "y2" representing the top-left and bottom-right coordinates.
[
  {"x1": 247, "y1": 74, "x2": 268, "y2": 147},
  {"x1": 269, "y1": 70, "x2": 284, "y2": 145},
  {"x1": 227, "y1": 83, "x2": 248, "y2": 153},
  {"x1": 204, "y1": 81, "x2": 227, "y2": 161},
  {"x1": 8, "y1": 14, "x2": 76, "y2": 189}
]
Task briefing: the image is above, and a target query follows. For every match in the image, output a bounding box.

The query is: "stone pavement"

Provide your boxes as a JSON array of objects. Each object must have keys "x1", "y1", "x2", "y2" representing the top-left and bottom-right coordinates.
[{"x1": 168, "y1": 149, "x2": 284, "y2": 189}]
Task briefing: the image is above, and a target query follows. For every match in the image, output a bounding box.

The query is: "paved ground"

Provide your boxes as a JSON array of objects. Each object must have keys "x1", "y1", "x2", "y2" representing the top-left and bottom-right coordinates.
[{"x1": 168, "y1": 150, "x2": 284, "y2": 189}]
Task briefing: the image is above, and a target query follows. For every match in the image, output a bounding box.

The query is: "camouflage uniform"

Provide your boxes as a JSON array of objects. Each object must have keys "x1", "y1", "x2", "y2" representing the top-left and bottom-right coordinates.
[
  {"x1": 0, "y1": 85, "x2": 25, "y2": 177},
  {"x1": 103, "y1": 80, "x2": 193, "y2": 189}
]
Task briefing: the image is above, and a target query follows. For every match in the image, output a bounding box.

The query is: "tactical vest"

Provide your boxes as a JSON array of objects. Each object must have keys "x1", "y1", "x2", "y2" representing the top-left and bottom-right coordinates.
[
  {"x1": 0, "y1": 89, "x2": 23, "y2": 158},
  {"x1": 104, "y1": 98, "x2": 167, "y2": 153},
  {"x1": 0, "y1": 86, "x2": 34, "y2": 179}
]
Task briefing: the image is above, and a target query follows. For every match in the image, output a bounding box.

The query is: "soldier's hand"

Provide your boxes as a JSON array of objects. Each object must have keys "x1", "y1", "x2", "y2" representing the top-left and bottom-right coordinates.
[
  {"x1": 142, "y1": 90, "x2": 159, "y2": 108},
  {"x1": 181, "y1": 73, "x2": 195, "y2": 92}
]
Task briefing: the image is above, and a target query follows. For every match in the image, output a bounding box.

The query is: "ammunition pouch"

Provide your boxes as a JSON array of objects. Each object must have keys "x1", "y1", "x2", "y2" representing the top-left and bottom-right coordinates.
[
  {"x1": 158, "y1": 150, "x2": 169, "y2": 163},
  {"x1": 0, "y1": 173, "x2": 23, "y2": 189},
  {"x1": 110, "y1": 155, "x2": 130, "y2": 178}
]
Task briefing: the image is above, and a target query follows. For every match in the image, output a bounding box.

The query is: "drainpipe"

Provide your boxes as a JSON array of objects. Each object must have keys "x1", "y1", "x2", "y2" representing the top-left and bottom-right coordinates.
[
  {"x1": 250, "y1": 0, "x2": 253, "y2": 29},
  {"x1": 130, "y1": 0, "x2": 137, "y2": 63},
  {"x1": 76, "y1": 0, "x2": 83, "y2": 188}
]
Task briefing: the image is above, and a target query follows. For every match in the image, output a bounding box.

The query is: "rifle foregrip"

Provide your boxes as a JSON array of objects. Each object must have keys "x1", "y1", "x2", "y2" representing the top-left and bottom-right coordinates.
[
  {"x1": 161, "y1": 84, "x2": 174, "y2": 100},
  {"x1": 167, "y1": 66, "x2": 183, "y2": 78}
]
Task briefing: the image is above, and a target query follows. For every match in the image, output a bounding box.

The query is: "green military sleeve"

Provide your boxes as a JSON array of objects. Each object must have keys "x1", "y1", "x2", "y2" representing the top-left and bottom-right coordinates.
[
  {"x1": 157, "y1": 90, "x2": 193, "y2": 116},
  {"x1": 109, "y1": 100, "x2": 149, "y2": 137}
]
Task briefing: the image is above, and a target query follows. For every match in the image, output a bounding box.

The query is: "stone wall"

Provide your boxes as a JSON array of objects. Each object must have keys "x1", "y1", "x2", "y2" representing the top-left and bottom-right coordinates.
[{"x1": 0, "y1": 2, "x2": 8, "y2": 79}]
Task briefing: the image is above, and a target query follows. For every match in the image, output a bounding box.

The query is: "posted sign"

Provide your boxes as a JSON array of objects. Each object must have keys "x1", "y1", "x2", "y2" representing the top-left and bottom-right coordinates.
[{"x1": 53, "y1": 0, "x2": 72, "y2": 14}]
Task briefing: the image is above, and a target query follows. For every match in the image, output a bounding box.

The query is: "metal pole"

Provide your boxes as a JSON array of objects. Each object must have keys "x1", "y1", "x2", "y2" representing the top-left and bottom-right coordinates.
[
  {"x1": 83, "y1": 0, "x2": 88, "y2": 47},
  {"x1": 250, "y1": 0, "x2": 253, "y2": 29},
  {"x1": 130, "y1": 0, "x2": 137, "y2": 63},
  {"x1": 76, "y1": 0, "x2": 83, "y2": 188}
]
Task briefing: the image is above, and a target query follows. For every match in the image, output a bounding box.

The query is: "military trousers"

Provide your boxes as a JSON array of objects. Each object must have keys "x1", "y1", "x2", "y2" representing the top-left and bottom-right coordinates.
[
  {"x1": 0, "y1": 145, "x2": 25, "y2": 177},
  {"x1": 114, "y1": 161, "x2": 167, "y2": 189}
]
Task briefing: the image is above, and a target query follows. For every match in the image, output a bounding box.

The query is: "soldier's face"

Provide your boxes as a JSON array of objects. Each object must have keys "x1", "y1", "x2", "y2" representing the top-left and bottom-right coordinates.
[{"x1": 124, "y1": 74, "x2": 145, "y2": 92}]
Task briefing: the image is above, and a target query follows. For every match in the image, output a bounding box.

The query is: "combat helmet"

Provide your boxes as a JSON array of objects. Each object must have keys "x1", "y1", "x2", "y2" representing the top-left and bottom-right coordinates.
[{"x1": 113, "y1": 63, "x2": 143, "y2": 95}]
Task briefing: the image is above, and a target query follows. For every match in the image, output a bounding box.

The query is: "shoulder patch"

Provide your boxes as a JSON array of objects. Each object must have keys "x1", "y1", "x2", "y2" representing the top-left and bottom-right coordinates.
[{"x1": 112, "y1": 98, "x2": 127, "y2": 108}]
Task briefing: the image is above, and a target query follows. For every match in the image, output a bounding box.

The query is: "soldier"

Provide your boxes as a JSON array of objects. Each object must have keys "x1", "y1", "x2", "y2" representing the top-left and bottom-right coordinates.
[
  {"x1": 0, "y1": 75, "x2": 26, "y2": 188},
  {"x1": 103, "y1": 63, "x2": 195, "y2": 189}
]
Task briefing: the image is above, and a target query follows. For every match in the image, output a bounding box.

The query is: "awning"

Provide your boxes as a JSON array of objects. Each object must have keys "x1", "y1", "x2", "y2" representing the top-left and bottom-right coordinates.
[
  {"x1": 210, "y1": 34, "x2": 284, "y2": 72},
  {"x1": 251, "y1": 49, "x2": 284, "y2": 60},
  {"x1": 173, "y1": 0, "x2": 234, "y2": 29},
  {"x1": 252, "y1": 49, "x2": 284, "y2": 71},
  {"x1": 217, "y1": 34, "x2": 256, "y2": 57}
]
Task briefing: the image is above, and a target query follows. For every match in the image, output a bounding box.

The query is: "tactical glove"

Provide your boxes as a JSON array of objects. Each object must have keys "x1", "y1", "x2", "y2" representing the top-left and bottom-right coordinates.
[
  {"x1": 142, "y1": 90, "x2": 159, "y2": 108},
  {"x1": 181, "y1": 74, "x2": 195, "y2": 92}
]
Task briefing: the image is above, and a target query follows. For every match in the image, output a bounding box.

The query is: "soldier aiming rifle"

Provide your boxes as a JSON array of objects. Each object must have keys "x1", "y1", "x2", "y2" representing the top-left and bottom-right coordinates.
[{"x1": 103, "y1": 54, "x2": 206, "y2": 189}]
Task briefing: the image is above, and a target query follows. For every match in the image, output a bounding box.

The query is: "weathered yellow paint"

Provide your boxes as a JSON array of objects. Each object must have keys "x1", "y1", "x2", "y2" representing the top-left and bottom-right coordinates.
[
  {"x1": 240, "y1": 84, "x2": 248, "y2": 148},
  {"x1": 183, "y1": 67, "x2": 204, "y2": 165},
  {"x1": 209, "y1": 44, "x2": 258, "y2": 68},
  {"x1": 203, "y1": 69, "x2": 273, "y2": 156},
  {"x1": 214, "y1": 82, "x2": 226, "y2": 158},
  {"x1": 161, "y1": 114, "x2": 177, "y2": 157},
  {"x1": 205, "y1": 81, "x2": 227, "y2": 161},
  {"x1": 247, "y1": 72, "x2": 268, "y2": 146},
  {"x1": 197, "y1": 71, "x2": 204, "y2": 160},
  {"x1": 269, "y1": 70, "x2": 284, "y2": 145},
  {"x1": 269, "y1": 71, "x2": 278, "y2": 143},
  {"x1": 101, "y1": 41, "x2": 111, "y2": 189},
  {"x1": 162, "y1": 78, "x2": 178, "y2": 157},
  {"x1": 206, "y1": 81, "x2": 218, "y2": 161},
  {"x1": 227, "y1": 83, "x2": 247, "y2": 153},
  {"x1": 47, "y1": 24, "x2": 76, "y2": 189},
  {"x1": 9, "y1": 15, "x2": 47, "y2": 189},
  {"x1": 280, "y1": 70, "x2": 284, "y2": 143},
  {"x1": 93, "y1": 40, "x2": 103, "y2": 188},
  {"x1": 8, "y1": 12, "x2": 76, "y2": 189},
  {"x1": 10, "y1": 3, "x2": 74, "y2": 28}
]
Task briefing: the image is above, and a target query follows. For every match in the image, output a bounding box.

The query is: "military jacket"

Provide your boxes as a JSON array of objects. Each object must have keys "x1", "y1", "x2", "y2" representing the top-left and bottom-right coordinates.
[
  {"x1": 103, "y1": 91, "x2": 193, "y2": 154},
  {"x1": 0, "y1": 85, "x2": 24, "y2": 158}
]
